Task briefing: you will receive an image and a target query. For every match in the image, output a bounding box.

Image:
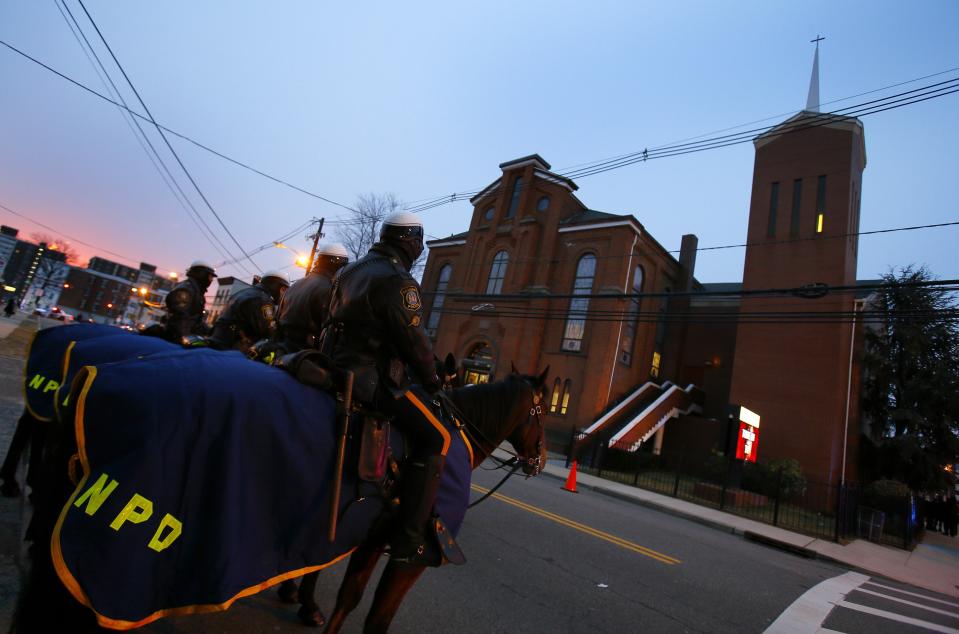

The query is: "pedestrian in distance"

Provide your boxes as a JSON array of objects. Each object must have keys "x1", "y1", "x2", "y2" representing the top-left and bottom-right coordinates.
[{"x1": 4, "y1": 297, "x2": 15, "y2": 318}]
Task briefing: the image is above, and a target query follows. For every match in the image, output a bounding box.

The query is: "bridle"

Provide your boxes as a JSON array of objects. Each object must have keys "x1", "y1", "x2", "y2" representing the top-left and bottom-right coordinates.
[{"x1": 453, "y1": 382, "x2": 545, "y2": 509}]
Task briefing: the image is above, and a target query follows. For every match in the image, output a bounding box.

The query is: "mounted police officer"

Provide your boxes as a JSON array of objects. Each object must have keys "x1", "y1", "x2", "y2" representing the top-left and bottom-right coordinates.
[
  {"x1": 165, "y1": 260, "x2": 216, "y2": 343},
  {"x1": 275, "y1": 243, "x2": 349, "y2": 353},
  {"x1": 209, "y1": 270, "x2": 290, "y2": 354},
  {"x1": 320, "y1": 211, "x2": 446, "y2": 564}
]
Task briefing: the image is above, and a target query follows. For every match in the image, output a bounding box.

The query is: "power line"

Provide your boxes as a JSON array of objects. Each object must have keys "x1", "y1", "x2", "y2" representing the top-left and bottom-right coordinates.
[
  {"x1": 75, "y1": 0, "x2": 260, "y2": 273},
  {"x1": 424, "y1": 278, "x2": 959, "y2": 301},
  {"x1": 0, "y1": 201, "x2": 175, "y2": 272},
  {"x1": 551, "y1": 65, "x2": 959, "y2": 174},
  {"x1": 402, "y1": 74, "x2": 959, "y2": 213},
  {"x1": 429, "y1": 218, "x2": 959, "y2": 268},
  {"x1": 0, "y1": 36, "x2": 357, "y2": 215},
  {"x1": 53, "y1": 0, "x2": 245, "y2": 273}
]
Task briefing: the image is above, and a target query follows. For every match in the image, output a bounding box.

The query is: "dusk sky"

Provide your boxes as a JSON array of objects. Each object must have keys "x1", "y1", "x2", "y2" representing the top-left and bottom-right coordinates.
[{"x1": 1, "y1": 1, "x2": 957, "y2": 284}]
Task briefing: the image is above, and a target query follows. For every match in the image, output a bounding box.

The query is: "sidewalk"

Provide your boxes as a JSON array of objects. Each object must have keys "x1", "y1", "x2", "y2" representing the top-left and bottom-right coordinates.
[{"x1": 541, "y1": 458, "x2": 959, "y2": 599}]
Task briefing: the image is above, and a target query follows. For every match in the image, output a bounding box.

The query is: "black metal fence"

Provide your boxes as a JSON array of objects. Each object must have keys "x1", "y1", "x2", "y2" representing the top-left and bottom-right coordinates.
[{"x1": 564, "y1": 428, "x2": 920, "y2": 549}]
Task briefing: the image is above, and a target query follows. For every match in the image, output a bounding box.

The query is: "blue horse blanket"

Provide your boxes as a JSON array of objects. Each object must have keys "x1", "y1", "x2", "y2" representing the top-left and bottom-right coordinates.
[
  {"x1": 51, "y1": 347, "x2": 473, "y2": 629},
  {"x1": 24, "y1": 323, "x2": 121, "y2": 421}
]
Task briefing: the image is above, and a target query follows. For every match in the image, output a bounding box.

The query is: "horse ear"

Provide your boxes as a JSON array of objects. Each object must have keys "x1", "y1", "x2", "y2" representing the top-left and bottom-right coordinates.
[
  {"x1": 538, "y1": 365, "x2": 550, "y2": 387},
  {"x1": 444, "y1": 352, "x2": 456, "y2": 374},
  {"x1": 510, "y1": 361, "x2": 518, "y2": 375}
]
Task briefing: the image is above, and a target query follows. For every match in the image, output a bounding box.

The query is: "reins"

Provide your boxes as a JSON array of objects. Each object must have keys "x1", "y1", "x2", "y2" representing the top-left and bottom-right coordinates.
[{"x1": 436, "y1": 384, "x2": 544, "y2": 509}]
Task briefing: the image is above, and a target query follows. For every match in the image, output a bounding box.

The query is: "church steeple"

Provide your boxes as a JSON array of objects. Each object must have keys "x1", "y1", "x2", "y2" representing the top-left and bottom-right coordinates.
[{"x1": 806, "y1": 35, "x2": 824, "y2": 112}]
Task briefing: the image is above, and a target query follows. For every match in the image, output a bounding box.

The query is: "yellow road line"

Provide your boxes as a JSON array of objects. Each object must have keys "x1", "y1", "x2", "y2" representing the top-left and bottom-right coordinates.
[{"x1": 471, "y1": 484, "x2": 681, "y2": 565}]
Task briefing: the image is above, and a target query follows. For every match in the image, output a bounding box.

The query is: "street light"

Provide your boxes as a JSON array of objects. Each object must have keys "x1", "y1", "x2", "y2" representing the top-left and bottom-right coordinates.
[
  {"x1": 169, "y1": 271, "x2": 178, "y2": 279},
  {"x1": 274, "y1": 241, "x2": 309, "y2": 268}
]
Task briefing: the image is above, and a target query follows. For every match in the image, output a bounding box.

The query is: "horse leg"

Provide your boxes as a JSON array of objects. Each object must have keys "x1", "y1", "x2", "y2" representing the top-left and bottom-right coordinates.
[
  {"x1": 362, "y1": 561, "x2": 426, "y2": 634},
  {"x1": 324, "y1": 543, "x2": 385, "y2": 634},
  {"x1": 277, "y1": 578, "x2": 298, "y2": 604},
  {"x1": 0, "y1": 411, "x2": 33, "y2": 497},
  {"x1": 296, "y1": 571, "x2": 324, "y2": 627}
]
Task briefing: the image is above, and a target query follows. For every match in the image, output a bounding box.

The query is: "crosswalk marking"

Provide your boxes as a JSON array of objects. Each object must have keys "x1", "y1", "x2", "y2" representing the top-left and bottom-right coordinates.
[
  {"x1": 854, "y1": 587, "x2": 959, "y2": 619},
  {"x1": 765, "y1": 572, "x2": 869, "y2": 633},
  {"x1": 863, "y1": 581, "x2": 959, "y2": 609},
  {"x1": 768, "y1": 572, "x2": 959, "y2": 634},
  {"x1": 837, "y1": 600, "x2": 959, "y2": 634}
]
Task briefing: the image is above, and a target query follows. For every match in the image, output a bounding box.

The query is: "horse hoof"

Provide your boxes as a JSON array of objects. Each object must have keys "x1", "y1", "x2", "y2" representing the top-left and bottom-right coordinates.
[
  {"x1": 277, "y1": 580, "x2": 298, "y2": 604},
  {"x1": 0, "y1": 480, "x2": 20, "y2": 498},
  {"x1": 297, "y1": 606, "x2": 325, "y2": 627}
]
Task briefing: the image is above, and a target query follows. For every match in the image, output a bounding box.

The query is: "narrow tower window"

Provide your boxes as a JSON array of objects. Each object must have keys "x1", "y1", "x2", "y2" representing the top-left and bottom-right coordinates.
[
  {"x1": 790, "y1": 178, "x2": 803, "y2": 238},
  {"x1": 767, "y1": 182, "x2": 780, "y2": 238},
  {"x1": 505, "y1": 176, "x2": 523, "y2": 219},
  {"x1": 815, "y1": 175, "x2": 827, "y2": 234}
]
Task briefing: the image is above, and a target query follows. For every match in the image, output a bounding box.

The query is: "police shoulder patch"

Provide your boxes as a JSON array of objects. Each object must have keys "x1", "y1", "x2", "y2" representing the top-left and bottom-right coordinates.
[
  {"x1": 401, "y1": 286, "x2": 421, "y2": 311},
  {"x1": 261, "y1": 304, "x2": 275, "y2": 320}
]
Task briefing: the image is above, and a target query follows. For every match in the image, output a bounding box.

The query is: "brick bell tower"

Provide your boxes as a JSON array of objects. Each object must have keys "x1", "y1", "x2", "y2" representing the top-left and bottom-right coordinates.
[{"x1": 728, "y1": 42, "x2": 866, "y2": 486}]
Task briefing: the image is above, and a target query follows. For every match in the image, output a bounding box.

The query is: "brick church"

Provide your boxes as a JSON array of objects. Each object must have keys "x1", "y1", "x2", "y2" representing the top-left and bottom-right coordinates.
[{"x1": 421, "y1": 57, "x2": 868, "y2": 486}]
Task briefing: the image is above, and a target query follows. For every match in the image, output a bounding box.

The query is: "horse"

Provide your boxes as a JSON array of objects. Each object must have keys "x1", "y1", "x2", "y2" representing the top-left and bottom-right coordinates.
[
  {"x1": 12, "y1": 343, "x2": 547, "y2": 633},
  {"x1": 278, "y1": 353, "x2": 521, "y2": 628},
  {"x1": 321, "y1": 363, "x2": 549, "y2": 633}
]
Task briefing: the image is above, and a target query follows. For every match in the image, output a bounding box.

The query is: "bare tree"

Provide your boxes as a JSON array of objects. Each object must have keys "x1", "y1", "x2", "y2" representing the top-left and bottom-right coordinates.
[
  {"x1": 30, "y1": 233, "x2": 79, "y2": 264},
  {"x1": 334, "y1": 193, "x2": 429, "y2": 280},
  {"x1": 336, "y1": 193, "x2": 402, "y2": 260}
]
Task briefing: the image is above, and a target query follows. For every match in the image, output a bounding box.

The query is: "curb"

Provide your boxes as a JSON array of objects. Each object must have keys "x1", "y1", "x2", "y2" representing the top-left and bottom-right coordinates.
[
  {"x1": 541, "y1": 468, "x2": 742, "y2": 536},
  {"x1": 540, "y1": 467, "x2": 959, "y2": 599}
]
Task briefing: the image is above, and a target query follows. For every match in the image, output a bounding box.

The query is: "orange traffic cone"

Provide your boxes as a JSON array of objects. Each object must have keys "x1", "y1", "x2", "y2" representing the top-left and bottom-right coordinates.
[{"x1": 562, "y1": 460, "x2": 579, "y2": 493}]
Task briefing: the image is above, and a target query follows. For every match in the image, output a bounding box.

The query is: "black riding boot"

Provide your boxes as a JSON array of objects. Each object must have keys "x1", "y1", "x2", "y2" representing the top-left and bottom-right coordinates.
[{"x1": 390, "y1": 455, "x2": 445, "y2": 563}]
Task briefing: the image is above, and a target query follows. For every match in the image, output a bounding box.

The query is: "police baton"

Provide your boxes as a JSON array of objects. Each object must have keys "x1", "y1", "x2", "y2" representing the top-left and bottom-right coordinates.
[{"x1": 328, "y1": 370, "x2": 354, "y2": 542}]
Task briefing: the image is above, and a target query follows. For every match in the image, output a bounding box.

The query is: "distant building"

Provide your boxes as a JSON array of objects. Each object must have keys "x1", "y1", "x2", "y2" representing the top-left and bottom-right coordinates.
[
  {"x1": 58, "y1": 258, "x2": 175, "y2": 324},
  {"x1": 208, "y1": 276, "x2": 252, "y2": 324},
  {"x1": 0, "y1": 228, "x2": 68, "y2": 305},
  {"x1": 58, "y1": 267, "x2": 132, "y2": 324}
]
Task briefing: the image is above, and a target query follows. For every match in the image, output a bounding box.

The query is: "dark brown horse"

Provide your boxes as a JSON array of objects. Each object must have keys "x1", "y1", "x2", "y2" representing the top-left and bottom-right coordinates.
[
  {"x1": 322, "y1": 364, "x2": 550, "y2": 633},
  {"x1": 277, "y1": 350, "x2": 466, "y2": 623}
]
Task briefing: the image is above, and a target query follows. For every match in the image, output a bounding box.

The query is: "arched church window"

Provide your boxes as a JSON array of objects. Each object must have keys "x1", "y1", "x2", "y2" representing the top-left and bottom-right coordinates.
[
  {"x1": 426, "y1": 264, "x2": 452, "y2": 339},
  {"x1": 486, "y1": 251, "x2": 508, "y2": 294},
  {"x1": 561, "y1": 254, "x2": 596, "y2": 351},
  {"x1": 619, "y1": 265, "x2": 644, "y2": 365}
]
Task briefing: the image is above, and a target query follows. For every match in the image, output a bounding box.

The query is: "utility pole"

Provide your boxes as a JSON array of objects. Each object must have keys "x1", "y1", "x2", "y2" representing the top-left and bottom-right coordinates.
[{"x1": 305, "y1": 217, "x2": 325, "y2": 273}]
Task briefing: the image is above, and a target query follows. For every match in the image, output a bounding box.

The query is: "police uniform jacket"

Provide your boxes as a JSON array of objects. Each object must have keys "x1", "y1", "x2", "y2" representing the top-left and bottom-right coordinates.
[
  {"x1": 275, "y1": 271, "x2": 334, "y2": 351},
  {"x1": 165, "y1": 277, "x2": 207, "y2": 341},
  {"x1": 323, "y1": 244, "x2": 439, "y2": 404},
  {"x1": 209, "y1": 284, "x2": 277, "y2": 352}
]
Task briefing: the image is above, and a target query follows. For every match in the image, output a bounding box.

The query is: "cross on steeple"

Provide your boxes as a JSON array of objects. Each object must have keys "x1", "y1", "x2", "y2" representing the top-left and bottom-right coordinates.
[{"x1": 805, "y1": 35, "x2": 824, "y2": 112}]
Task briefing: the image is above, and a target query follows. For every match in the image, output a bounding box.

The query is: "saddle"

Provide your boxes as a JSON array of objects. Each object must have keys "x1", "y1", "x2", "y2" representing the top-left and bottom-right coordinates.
[{"x1": 351, "y1": 405, "x2": 466, "y2": 567}]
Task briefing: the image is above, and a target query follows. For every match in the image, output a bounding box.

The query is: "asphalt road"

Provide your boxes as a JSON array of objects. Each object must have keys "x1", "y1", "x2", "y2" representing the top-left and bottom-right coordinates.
[{"x1": 1, "y1": 318, "x2": 956, "y2": 633}]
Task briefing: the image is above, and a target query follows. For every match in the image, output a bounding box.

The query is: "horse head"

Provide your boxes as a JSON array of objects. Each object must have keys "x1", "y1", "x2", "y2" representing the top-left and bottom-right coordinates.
[
  {"x1": 434, "y1": 352, "x2": 460, "y2": 390},
  {"x1": 505, "y1": 364, "x2": 550, "y2": 477}
]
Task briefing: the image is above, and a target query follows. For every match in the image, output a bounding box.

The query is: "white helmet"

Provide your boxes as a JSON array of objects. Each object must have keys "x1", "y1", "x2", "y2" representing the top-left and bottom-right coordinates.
[
  {"x1": 380, "y1": 211, "x2": 424, "y2": 244},
  {"x1": 188, "y1": 260, "x2": 217, "y2": 276},
  {"x1": 382, "y1": 211, "x2": 422, "y2": 228},
  {"x1": 260, "y1": 270, "x2": 290, "y2": 287},
  {"x1": 316, "y1": 242, "x2": 350, "y2": 259}
]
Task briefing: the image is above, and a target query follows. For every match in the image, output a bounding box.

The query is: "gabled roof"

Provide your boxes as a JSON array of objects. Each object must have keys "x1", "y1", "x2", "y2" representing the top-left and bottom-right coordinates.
[
  {"x1": 754, "y1": 110, "x2": 867, "y2": 166},
  {"x1": 498, "y1": 154, "x2": 551, "y2": 171},
  {"x1": 470, "y1": 154, "x2": 579, "y2": 204},
  {"x1": 560, "y1": 209, "x2": 623, "y2": 225},
  {"x1": 426, "y1": 230, "x2": 469, "y2": 248}
]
